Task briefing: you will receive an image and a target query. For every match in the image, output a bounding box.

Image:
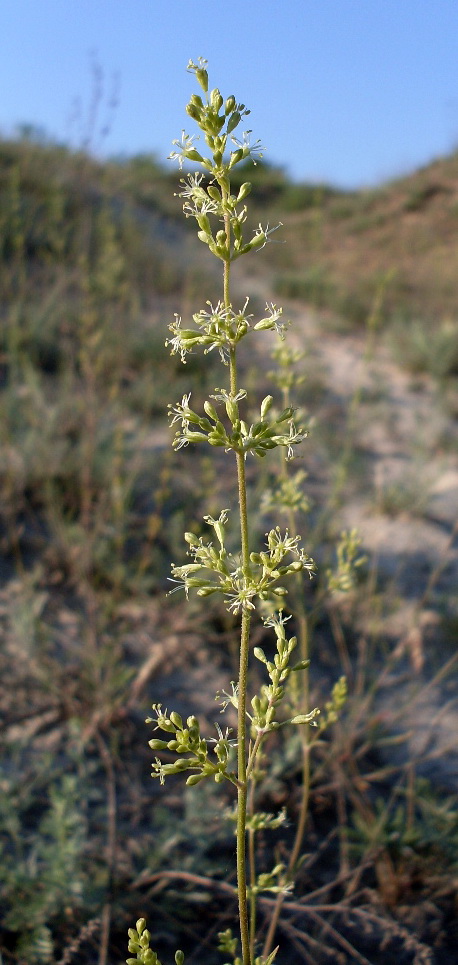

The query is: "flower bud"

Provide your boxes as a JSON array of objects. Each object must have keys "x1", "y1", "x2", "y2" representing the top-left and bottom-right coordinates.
[
  {"x1": 291, "y1": 659, "x2": 311, "y2": 672},
  {"x1": 184, "y1": 531, "x2": 200, "y2": 546},
  {"x1": 237, "y1": 182, "x2": 252, "y2": 202},
  {"x1": 206, "y1": 185, "x2": 220, "y2": 204},
  {"x1": 175, "y1": 953, "x2": 185, "y2": 965},
  {"x1": 186, "y1": 773, "x2": 205, "y2": 786},
  {"x1": 225, "y1": 398, "x2": 239, "y2": 423},
  {"x1": 248, "y1": 231, "x2": 266, "y2": 251},
  {"x1": 210, "y1": 88, "x2": 223, "y2": 111},
  {"x1": 186, "y1": 103, "x2": 201, "y2": 122},
  {"x1": 184, "y1": 431, "x2": 209, "y2": 442},
  {"x1": 204, "y1": 400, "x2": 219, "y2": 421},
  {"x1": 197, "y1": 213, "x2": 211, "y2": 234},
  {"x1": 148, "y1": 739, "x2": 168, "y2": 750},
  {"x1": 229, "y1": 148, "x2": 244, "y2": 169},
  {"x1": 227, "y1": 112, "x2": 241, "y2": 134},
  {"x1": 196, "y1": 68, "x2": 208, "y2": 92},
  {"x1": 261, "y1": 395, "x2": 274, "y2": 419},
  {"x1": 184, "y1": 148, "x2": 204, "y2": 164},
  {"x1": 170, "y1": 711, "x2": 183, "y2": 729},
  {"x1": 225, "y1": 95, "x2": 236, "y2": 114},
  {"x1": 253, "y1": 647, "x2": 267, "y2": 664}
]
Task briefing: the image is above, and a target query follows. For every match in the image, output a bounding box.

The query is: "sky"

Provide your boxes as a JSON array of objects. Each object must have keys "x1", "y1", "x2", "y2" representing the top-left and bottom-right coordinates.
[{"x1": 2, "y1": 0, "x2": 458, "y2": 189}]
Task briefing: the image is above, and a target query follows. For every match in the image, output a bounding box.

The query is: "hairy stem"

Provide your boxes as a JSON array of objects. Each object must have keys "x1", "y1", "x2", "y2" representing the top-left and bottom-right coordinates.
[{"x1": 224, "y1": 197, "x2": 252, "y2": 965}]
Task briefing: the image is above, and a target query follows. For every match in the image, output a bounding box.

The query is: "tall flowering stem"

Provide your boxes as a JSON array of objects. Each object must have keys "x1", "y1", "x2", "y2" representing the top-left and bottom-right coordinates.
[{"x1": 137, "y1": 59, "x2": 320, "y2": 965}]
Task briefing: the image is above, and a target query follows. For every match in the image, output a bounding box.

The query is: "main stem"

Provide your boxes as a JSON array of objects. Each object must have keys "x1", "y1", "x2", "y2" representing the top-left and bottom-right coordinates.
[{"x1": 224, "y1": 240, "x2": 252, "y2": 965}]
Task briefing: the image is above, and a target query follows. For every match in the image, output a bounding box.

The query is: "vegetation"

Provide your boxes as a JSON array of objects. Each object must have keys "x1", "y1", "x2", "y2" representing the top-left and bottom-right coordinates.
[{"x1": 0, "y1": 65, "x2": 457, "y2": 965}]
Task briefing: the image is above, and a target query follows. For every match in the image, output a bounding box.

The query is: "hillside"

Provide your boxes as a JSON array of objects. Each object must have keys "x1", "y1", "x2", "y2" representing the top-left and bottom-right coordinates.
[{"x1": 0, "y1": 137, "x2": 457, "y2": 965}]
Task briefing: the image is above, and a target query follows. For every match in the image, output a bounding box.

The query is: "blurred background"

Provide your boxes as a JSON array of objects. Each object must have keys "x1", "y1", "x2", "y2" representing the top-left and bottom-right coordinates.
[{"x1": 0, "y1": 3, "x2": 457, "y2": 964}]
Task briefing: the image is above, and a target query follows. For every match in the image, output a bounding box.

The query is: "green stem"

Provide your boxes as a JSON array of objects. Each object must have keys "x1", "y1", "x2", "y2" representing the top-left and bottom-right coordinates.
[
  {"x1": 223, "y1": 198, "x2": 252, "y2": 965},
  {"x1": 262, "y1": 404, "x2": 312, "y2": 960},
  {"x1": 248, "y1": 773, "x2": 257, "y2": 961}
]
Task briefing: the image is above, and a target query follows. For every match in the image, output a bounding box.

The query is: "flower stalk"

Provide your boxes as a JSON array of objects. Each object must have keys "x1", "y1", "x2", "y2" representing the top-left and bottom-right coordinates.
[{"x1": 128, "y1": 58, "x2": 326, "y2": 965}]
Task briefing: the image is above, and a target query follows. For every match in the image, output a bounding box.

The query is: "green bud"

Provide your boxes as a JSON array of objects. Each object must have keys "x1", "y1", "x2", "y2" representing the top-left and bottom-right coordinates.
[
  {"x1": 225, "y1": 95, "x2": 236, "y2": 114},
  {"x1": 215, "y1": 771, "x2": 224, "y2": 783},
  {"x1": 197, "y1": 586, "x2": 218, "y2": 596},
  {"x1": 291, "y1": 711, "x2": 320, "y2": 725},
  {"x1": 170, "y1": 711, "x2": 183, "y2": 729},
  {"x1": 218, "y1": 174, "x2": 230, "y2": 193},
  {"x1": 186, "y1": 103, "x2": 201, "y2": 122},
  {"x1": 210, "y1": 88, "x2": 223, "y2": 111},
  {"x1": 253, "y1": 647, "x2": 267, "y2": 664},
  {"x1": 277, "y1": 406, "x2": 295, "y2": 422},
  {"x1": 186, "y1": 773, "x2": 205, "y2": 786},
  {"x1": 148, "y1": 739, "x2": 168, "y2": 750},
  {"x1": 197, "y1": 213, "x2": 211, "y2": 234},
  {"x1": 229, "y1": 148, "x2": 244, "y2": 168},
  {"x1": 175, "y1": 953, "x2": 185, "y2": 965},
  {"x1": 216, "y1": 230, "x2": 227, "y2": 245},
  {"x1": 237, "y1": 182, "x2": 252, "y2": 202},
  {"x1": 227, "y1": 112, "x2": 241, "y2": 134},
  {"x1": 187, "y1": 715, "x2": 199, "y2": 729},
  {"x1": 184, "y1": 149, "x2": 204, "y2": 163},
  {"x1": 248, "y1": 231, "x2": 266, "y2": 251},
  {"x1": 260, "y1": 395, "x2": 274, "y2": 419},
  {"x1": 225, "y1": 398, "x2": 239, "y2": 423},
  {"x1": 254, "y1": 317, "x2": 275, "y2": 331},
  {"x1": 126, "y1": 959, "x2": 138, "y2": 964},
  {"x1": 128, "y1": 928, "x2": 138, "y2": 941},
  {"x1": 204, "y1": 400, "x2": 219, "y2": 421},
  {"x1": 291, "y1": 660, "x2": 311, "y2": 672},
  {"x1": 196, "y1": 68, "x2": 208, "y2": 93},
  {"x1": 184, "y1": 531, "x2": 200, "y2": 545},
  {"x1": 197, "y1": 230, "x2": 213, "y2": 245},
  {"x1": 207, "y1": 184, "x2": 221, "y2": 202},
  {"x1": 183, "y1": 431, "x2": 208, "y2": 442}
]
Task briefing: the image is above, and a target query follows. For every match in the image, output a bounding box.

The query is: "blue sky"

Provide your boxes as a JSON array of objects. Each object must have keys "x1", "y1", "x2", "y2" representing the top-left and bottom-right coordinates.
[{"x1": 2, "y1": 0, "x2": 458, "y2": 188}]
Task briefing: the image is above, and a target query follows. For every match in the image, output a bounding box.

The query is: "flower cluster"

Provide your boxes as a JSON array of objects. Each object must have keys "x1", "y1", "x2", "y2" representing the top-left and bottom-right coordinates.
[
  {"x1": 166, "y1": 299, "x2": 286, "y2": 365},
  {"x1": 169, "y1": 511, "x2": 315, "y2": 614},
  {"x1": 167, "y1": 58, "x2": 279, "y2": 265},
  {"x1": 251, "y1": 613, "x2": 320, "y2": 735},
  {"x1": 127, "y1": 919, "x2": 184, "y2": 965},
  {"x1": 168, "y1": 390, "x2": 306, "y2": 459},
  {"x1": 147, "y1": 705, "x2": 237, "y2": 787}
]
